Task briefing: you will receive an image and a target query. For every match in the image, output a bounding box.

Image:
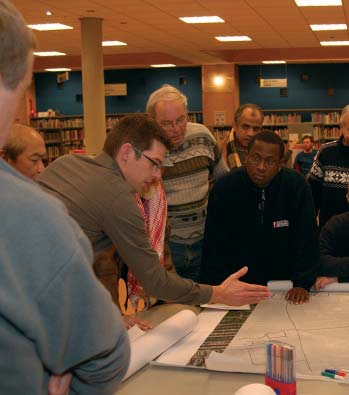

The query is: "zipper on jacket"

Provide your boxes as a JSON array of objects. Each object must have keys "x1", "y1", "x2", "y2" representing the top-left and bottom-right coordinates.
[{"x1": 259, "y1": 189, "x2": 265, "y2": 225}]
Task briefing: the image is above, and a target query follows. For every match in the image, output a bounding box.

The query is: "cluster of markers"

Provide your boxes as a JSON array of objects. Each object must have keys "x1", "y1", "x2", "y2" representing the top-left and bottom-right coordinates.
[
  {"x1": 265, "y1": 342, "x2": 295, "y2": 383},
  {"x1": 321, "y1": 369, "x2": 348, "y2": 381}
]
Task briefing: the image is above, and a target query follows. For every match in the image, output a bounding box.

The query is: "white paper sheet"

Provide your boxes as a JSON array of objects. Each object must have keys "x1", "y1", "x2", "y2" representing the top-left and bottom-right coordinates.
[
  {"x1": 154, "y1": 309, "x2": 227, "y2": 367},
  {"x1": 127, "y1": 325, "x2": 145, "y2": 343},
  {"x1": 267, "y1": 280, "x2": 349, "y2": 292},
  {"x1": 206, "y1": 292, "x2": 349, "y2": 382},
  {"x1": 200, "y1": 303, "x2": 250, "y2": 310},
  {"x1": 123, "y1": 309, "x2": 198, "y2": 381}
]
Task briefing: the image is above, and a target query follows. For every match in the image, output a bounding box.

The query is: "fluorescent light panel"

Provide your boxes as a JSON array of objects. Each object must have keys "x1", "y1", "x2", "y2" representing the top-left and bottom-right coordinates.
[
  {"x1": 33, "y1": 51, "x2": 66, "y2": 56},
  {"x1": 262, "y1": 60, "x2": 286, "y2": 64},
  {"x1": 45, "y1": 68, "x2": 71, "y2": 72},
  {"x1": 150, "y1": 64, "x2": 176, "y2": 68},
  {"x1": 179, "y1": 16, "x2": 224, "y2": 24},
  {"x1": 215, "y1": 36, "x2": 251, "y2": 42},
  {"x1": 320, "y1": 40, "x2": 349, "y2": 45},
  {"x1": 295, "y1": 0, "x2": 342, "y2": 6},
  {"x1": 102, "y1": 41, "x2": 127, "y2": 46},
  {"x1": 311, "y1": 24, "x2": 347, "y2": 30},
  {"x1": 28, "y1": 23, "x2": 73, "y2": 31}
]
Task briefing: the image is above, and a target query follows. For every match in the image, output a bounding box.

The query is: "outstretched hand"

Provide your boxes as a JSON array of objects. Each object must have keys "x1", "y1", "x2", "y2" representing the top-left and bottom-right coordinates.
[
  {"x1": 286, "y1": 287, "x2": 309, "y2": 304},
  {"x1": 211, "y1": 266, "x2": 272, "y2": 306}
]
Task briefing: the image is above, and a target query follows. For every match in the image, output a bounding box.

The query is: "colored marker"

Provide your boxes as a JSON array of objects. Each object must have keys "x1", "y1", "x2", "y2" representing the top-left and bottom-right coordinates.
[
  {"x1": 324, "y1": 369, "x2": 346, "y2": 377},
  {"x1": 321, "y1": 371, "x2": 345, "y2": 381}
]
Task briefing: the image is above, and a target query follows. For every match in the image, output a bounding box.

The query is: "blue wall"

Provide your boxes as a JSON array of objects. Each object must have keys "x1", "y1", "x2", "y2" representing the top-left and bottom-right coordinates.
[
  {"x1": 35, "y1": 63, "x2": 349, "y2": 116},
  {"x1": 34, "y1": 67, "x2": 202, "y2": 115},
  {"x1": 239, "y1": 63, "x2": 349, "y2": 110}
]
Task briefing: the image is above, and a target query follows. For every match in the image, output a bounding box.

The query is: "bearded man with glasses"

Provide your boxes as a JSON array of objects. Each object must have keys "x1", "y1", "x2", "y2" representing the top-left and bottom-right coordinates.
[
  {"x1": 146, "y1": 84, "x2": 229, "y2": 282},
  {"x1": 38, "y1": 114, "x2": 271, "y2": 317}
]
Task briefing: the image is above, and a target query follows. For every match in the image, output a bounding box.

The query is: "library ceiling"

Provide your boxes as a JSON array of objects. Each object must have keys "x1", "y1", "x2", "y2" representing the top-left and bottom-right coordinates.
[{"x1": 12, "y1": 0, "x2": 349, "y2": 71}]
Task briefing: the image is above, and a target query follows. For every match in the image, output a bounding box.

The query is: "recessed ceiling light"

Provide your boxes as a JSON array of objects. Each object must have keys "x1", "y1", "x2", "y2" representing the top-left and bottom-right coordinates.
[
  {"x1": 45, "y1": 68, "x2": 72, "y2": 72},
  {"x1": 28, "y1": 23, "x2": 73, "y2": 31},
  {"x1": 102, "y1": 41, "x2": 127, "y2": 46},
  {"x1": 33, "y1": 51, "x2": 66, "y2": 56},
  {"x1": 320, "y1": 40, "x2": 349, "y2": 45},
  {"x1": 295, "y1": 0, "x2": 341, "y2": 6},
  {"x1": 45, "y1": 10, "x2": 52, "y2": 16},
  {"x1": 150, "y1": 64, "x2": 176, "y2": 68},
  {"x1": 262, "y1": 60, "x2": 287, "y2": 64},
  {"x1": 311, "y1": 24, "x2": 347, "y2": 30},
  {"x1": 179, "y1": 16, "x2": 225, "y2": 24},
  {"x1": 215, "y1": 36, "x2": 251, "y2": 42}
]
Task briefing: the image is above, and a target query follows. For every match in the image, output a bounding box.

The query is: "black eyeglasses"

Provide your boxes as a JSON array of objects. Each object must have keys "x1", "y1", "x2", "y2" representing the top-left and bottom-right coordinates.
[{"x1": 132, "y1": 146, "x2": 163, "y2": 170}]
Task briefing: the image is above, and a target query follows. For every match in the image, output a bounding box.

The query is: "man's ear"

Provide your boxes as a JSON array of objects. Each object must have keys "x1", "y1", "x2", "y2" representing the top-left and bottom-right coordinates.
[
  {"x1": 118, "y1": 143, "x2": 133, "y2": 162},
  {"x1": 0, "y1": 149, "x2": 8, "y2": 160}
]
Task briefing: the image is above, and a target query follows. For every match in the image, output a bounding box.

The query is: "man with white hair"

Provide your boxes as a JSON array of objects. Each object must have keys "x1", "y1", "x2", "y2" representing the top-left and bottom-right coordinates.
[{"x1": 146, "y1": 85, "x2": 229, "y2": 281}]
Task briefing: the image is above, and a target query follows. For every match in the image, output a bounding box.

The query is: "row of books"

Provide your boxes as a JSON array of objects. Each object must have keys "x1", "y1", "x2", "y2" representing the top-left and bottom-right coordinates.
[
  {"x1": 40, "y1": 130, "x2": 84, "y2": 143},
  {"x1": 46, "y1": 142, "x2": 85, "y2": 159},
  {"x1": 323, "y1": 127, "x2": 341, "y2": 139},
  {"x1": 32, "y1": 118, "x2": 84, "y2": 129},
  {"x1": 311, "y1": 112, "x2": 340, "y2": 124},
  {"x1": 263, "y1": 113, "x2": 301, "y2": 125}
]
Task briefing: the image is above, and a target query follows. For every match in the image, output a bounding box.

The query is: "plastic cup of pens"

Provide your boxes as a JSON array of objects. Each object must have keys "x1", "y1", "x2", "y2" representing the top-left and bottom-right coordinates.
[{"x1": 265, "y1": 341, "x2": 296, "y2": 395}]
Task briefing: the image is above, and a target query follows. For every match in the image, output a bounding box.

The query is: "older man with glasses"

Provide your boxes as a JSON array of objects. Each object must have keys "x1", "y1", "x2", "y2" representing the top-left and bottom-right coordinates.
[
  {"x1": 146, "y1": 84, "x2": 229, "y2": 281},
  {"x1": 201, "y1": 131, "x2": 319, "y2": 305}
]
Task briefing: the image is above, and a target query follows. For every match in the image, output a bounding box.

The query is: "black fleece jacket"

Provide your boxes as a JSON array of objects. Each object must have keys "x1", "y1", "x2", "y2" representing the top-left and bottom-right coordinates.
[
  {"x1": 319, "y1": 212, "x2": 349, "y2": 283},
  {"x1": 201, "y1": 167, "x2": 319, "y2": 290}
]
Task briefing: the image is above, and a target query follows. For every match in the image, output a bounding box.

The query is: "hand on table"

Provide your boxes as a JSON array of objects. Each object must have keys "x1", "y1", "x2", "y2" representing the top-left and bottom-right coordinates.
[
  {"x1": 211, "y1": 266, "x2": 272, "y2": 306},
  {"x1": 286, "y1": 287, "x2": 309, "y2": 304},
  {"x1": 313, "y1": 276, "x2": 338, "y2": 290},
  {"x1": 124, "y1": 315, "x2": 153, "y2": 331},
  {"x1": 48, "y1": 372, "x2": 72, "y2": 395}
]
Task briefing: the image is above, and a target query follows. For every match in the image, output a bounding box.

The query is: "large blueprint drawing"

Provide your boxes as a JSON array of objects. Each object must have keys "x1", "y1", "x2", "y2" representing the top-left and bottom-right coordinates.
[{"x1": 206, "y1": 292, "x2": 349, "y2": 379}]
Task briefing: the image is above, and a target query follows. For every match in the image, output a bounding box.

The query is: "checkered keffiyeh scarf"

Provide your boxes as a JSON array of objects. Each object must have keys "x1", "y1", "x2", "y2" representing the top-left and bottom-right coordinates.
[{"x1": 127, "y1": 182, "x2": 167, "y2": 310}]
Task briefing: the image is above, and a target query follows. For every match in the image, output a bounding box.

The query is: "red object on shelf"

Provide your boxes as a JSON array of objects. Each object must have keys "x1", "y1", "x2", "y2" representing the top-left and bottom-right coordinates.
[
  {"x1": 72, "y1": 149, "x2": 86, "y2": 154},
  {"x1": 28, "y1": 98, "x2": 37, "y2": 118}
]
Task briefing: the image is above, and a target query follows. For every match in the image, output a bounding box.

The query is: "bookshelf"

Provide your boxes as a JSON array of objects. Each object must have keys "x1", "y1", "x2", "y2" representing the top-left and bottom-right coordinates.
[
  {"x1": 208, "y1": 109, "x2": 342, "y2": 146},
  {"x1": 106, "y1": 111, "x2": 203, "y2": 131},
  {"x1": 263, "y1": 109, "x2": 342, "y2": 144},
  {"x1": 31, "y1": 111, "x2": 204, "y2": 162},
  {"x1": 30, "y1": 115, "x2": 85, "y2": 163}
]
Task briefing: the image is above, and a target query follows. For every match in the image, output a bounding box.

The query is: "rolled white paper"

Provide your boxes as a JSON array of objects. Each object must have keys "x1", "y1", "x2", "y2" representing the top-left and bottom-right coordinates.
[
  {"x1": 123, "y1": 309, "x2": 198, "y2": 381},
  {"x1": 267, "y1": 280, "x2": 293, "y2": 292}
]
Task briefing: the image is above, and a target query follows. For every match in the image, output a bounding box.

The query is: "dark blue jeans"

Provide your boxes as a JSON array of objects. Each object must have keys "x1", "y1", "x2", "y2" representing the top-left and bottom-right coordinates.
[{"x1": 168, "y1": 239, "x2": 203, "y2": 282}]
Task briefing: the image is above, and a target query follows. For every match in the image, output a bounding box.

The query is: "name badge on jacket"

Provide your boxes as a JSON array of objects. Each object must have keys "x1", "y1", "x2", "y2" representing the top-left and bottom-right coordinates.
[{"x1": 273, "y1": 219, "x2": 289, "y2": 229}]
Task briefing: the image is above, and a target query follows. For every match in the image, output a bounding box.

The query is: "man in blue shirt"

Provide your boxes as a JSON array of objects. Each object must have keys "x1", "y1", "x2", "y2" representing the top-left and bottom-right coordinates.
[{"x1": 293, "y1": 135, "x2": 317, "y2": 176}]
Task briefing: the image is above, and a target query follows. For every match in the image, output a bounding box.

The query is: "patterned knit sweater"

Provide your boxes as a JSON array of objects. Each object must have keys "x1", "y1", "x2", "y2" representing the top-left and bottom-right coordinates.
[
  {"x1": 308, "y1": 135, "x2": 349, "y2": 228},
  {"x1": 162, "y1": 122, "x2": 228, "y2": 243}
]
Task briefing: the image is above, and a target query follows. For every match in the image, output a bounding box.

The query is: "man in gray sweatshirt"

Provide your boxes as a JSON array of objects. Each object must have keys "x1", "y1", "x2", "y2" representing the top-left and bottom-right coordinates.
[{"x1": 0, "y1": 1, "x2": 130, "y2": 394}]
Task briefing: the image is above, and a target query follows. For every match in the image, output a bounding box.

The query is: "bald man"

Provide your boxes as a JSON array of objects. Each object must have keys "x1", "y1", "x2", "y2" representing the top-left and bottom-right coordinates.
[{"x1": 0, "y1": 123, "x2": 46, "y2": 179}]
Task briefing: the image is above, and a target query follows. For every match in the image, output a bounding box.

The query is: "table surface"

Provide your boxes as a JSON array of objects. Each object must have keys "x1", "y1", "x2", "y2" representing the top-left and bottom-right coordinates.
[{"x1": 117, "y1": 304, "x2": 348, "y2": 395}]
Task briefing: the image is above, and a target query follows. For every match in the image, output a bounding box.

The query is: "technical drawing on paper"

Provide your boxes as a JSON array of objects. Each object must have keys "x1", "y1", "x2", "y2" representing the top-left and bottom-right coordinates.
[{"x1": 205, "y1": 292, "x2": 349, "y2": 378}]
